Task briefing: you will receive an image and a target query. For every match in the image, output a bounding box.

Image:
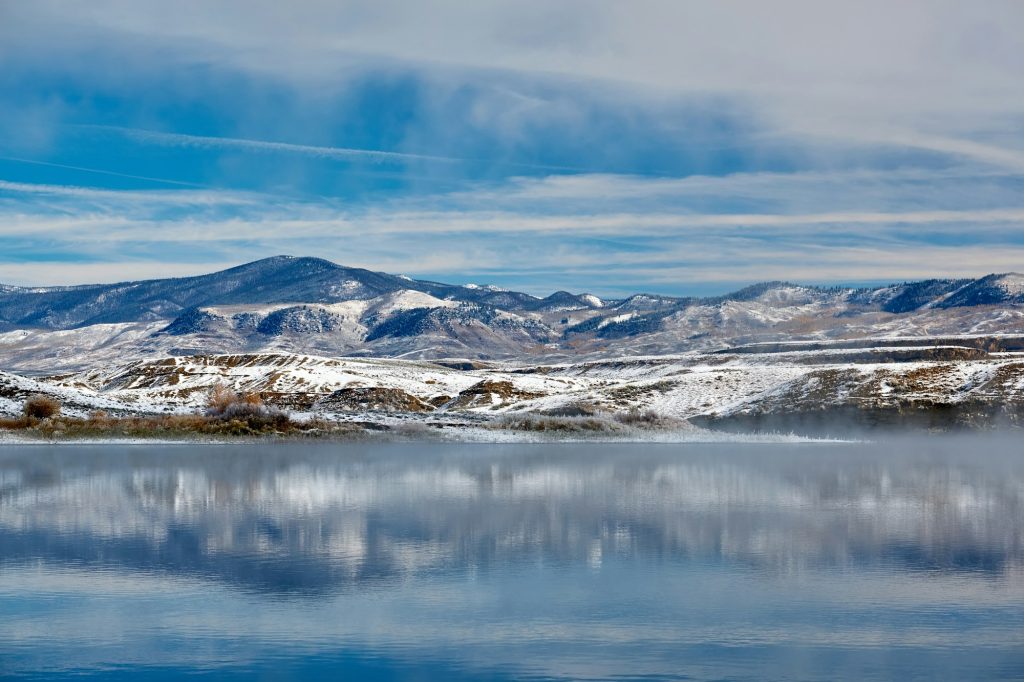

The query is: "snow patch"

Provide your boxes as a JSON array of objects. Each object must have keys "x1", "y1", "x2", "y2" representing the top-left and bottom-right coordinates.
[
  {"x1": 598, "y1": 313, "x2": 636, "y2": 328},
  {"x1": 996, "y1": 273, "x2": 1024, "y2": 296}
]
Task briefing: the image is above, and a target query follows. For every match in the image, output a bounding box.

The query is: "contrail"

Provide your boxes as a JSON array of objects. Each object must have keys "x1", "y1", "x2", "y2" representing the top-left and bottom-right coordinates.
[
  {"x1": 75, "y1": 124, "x2": 605, "y2": 173},
  {"x1": 0, "y1": 156, "x2": 209, "y2": 188}
]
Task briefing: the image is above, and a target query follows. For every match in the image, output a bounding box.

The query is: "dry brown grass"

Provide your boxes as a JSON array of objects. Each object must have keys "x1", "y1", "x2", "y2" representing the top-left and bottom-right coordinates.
[{"x1": 0, "y1": 415, "x2": 29, "y2": 429}]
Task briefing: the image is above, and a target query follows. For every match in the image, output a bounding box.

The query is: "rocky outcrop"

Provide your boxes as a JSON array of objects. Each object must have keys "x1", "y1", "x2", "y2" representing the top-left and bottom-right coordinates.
[
  {"x1": 315, "y1": 387, "x2": 435, "y2": 413},
  {"x1": 447, "y1": 380, "x2": 543, "y2": 409}
]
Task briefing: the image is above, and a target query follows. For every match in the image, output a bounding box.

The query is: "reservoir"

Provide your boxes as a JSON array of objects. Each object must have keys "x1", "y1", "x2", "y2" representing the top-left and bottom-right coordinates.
[{"x1": 1, "y1": 439, "x2": 1022, "y2": 680}]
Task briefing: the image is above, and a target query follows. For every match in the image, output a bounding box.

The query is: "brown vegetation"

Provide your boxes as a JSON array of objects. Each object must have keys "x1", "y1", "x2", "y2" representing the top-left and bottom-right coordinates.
[
  {"x1": 0, "y1": 415, "x2": 29, "y2": 429},
  {"x1": 612, "y1": 407, "x2": 687, "y2": 429},
  {"x1": 0, "y1": 386, "x2": 365, "y2": 440},
  {"x1": 491, "y1": 407, "x2": 686, "y2": 433},
  {"x1": 23, "y1": 394, "x2": 61, "y2": 420},
  {"x1": 0, "y1": 411, "x2": 365, "y2": 440}
]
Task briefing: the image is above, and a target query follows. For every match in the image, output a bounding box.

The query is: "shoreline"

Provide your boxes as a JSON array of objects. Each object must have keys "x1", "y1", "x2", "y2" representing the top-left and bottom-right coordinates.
[{"x1": 0, "y1": 425, "x2": 853, "y2": 446}]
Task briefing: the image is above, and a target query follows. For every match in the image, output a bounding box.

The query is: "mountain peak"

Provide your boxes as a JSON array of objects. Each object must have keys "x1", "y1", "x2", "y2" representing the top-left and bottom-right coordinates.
[{"x1": 231, "y1": 255, "x2": 342, "y2": 272}]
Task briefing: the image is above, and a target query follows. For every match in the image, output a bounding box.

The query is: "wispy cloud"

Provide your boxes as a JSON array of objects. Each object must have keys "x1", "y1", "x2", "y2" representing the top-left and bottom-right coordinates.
[
  {"x1": 2, "y1": 168, "x2": 1023, "y2": 293},
  {"x1": 2, "y1": 2, "x2": 1023, "y2": 293},
  {"x1": 0, "y1": 179, "x2": 254, "y2": 206}
]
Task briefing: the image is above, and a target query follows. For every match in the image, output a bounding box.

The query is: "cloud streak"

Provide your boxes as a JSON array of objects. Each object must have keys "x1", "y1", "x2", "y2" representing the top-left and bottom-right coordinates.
[
  {"x1": 77, "y1": 125, "x2": 603, "y2": 174},
  {"x1": 80, "y1": 125, "x2": 468, "y2": 165},
  {"x1": 2, "y1": 168, "x2": 1023, "y2": 293}
]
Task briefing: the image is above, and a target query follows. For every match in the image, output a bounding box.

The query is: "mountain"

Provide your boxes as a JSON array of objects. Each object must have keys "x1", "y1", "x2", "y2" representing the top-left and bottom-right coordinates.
[
  {"x1": 933, "y1": 273, "x2": 1024, "y2": 308},
  {"x1": 0, "y1": 256, "x2": 523, "y2": 329},
  {"x1": 2, "y1": 256, "x2": 1024, "y2": 372}
]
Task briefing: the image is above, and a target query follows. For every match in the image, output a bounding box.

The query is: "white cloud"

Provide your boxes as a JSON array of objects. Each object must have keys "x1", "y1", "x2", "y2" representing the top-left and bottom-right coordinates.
[
  {"x1": 4, "y1": 204, "x2": 1024, "y2": 243},
  {"x1": 0, "y1": 179, "x2": 255, "y2": 206}
]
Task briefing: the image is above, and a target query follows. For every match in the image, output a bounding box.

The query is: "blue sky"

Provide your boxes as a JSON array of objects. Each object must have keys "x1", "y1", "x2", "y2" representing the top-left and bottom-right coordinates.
[{"x1": 1, "y1": 1, "x2": 1024, "y2": 296}]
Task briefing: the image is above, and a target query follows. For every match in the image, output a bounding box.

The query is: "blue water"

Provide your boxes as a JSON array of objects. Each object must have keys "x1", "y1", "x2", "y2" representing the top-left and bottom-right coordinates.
[{"x1": 1, "y1": 439, "x2": 1023, "y2": 680}]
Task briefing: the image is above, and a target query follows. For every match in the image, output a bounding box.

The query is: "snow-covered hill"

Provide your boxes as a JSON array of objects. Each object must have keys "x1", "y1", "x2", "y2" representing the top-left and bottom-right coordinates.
[{"x1": 0, "y1": 336, "x2": 1015, "y2": 433}]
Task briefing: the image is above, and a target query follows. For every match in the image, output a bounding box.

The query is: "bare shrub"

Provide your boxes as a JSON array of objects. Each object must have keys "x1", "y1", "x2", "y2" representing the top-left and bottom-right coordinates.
[
  {"x1": 220, "y1": 401, "x2": 266, "y2": 420},
  {"x1": 613, "y1": 408, "x2": 687, "y2": 429},
  {"x1": 222, "y1": 401, "x2": 291, "y2": 430},
  {"x1": 23, "y1": 395, "x2": 61, "y2": 420},
  {"x1": 300, "y1": 417, "x2": 367, "y2": 437},
  {"x1": 391, "y1": 420, "x2": 437, "y2": 439},
  {"x1": 203, "y1": 384, "x2": 292, "y2": 431},
  {"x1": 541, "y1": 402, "x2": 601, "y2": 418},
  {"x1": 206, "y1": 383, "x2": 240, "y2": 416}
]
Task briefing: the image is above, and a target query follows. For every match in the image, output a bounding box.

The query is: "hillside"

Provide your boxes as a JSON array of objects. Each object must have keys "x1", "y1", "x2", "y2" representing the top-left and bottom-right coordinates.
[{"x1": 0, "y1": 336, "x2": 1015, "y2": 435}]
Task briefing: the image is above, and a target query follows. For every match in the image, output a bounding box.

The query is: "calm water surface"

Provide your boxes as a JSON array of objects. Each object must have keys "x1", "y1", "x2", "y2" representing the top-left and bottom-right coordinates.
[{"x1": 1, "y1": 438, "x2": 1023, "y2": 680}]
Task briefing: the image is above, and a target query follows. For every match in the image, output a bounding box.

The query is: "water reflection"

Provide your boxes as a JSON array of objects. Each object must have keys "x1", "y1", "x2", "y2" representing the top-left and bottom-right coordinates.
[{"x1": 1, "y1": 439, "x2": 1023, "y2": 680}]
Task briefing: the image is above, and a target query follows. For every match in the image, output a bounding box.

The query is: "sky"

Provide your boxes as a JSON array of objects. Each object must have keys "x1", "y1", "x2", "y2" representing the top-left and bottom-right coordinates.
[{"x1": 1, "y1": 0, "x2": 1023, "y2": 296}]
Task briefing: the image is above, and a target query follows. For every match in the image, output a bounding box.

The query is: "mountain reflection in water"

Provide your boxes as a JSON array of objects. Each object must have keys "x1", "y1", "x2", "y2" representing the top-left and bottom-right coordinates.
[{"x1": 1, "y1": 439, "x2": 1023, "y2": 681}]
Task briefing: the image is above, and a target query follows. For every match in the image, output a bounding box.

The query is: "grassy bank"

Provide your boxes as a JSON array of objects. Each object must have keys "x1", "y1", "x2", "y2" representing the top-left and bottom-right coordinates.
[
  {"x1": 0, "y1": 391, "x2": 366, "y2": 441},
  {"x1": 0, "y1": 413, "x2": 368, "y2": 440}
]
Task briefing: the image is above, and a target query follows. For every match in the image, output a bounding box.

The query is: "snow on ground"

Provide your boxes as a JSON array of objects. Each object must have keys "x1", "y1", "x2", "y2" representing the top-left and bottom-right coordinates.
[
  {"x1": 652, "y1": 363, "x2": 811, "y2": 416},
  {"x1": 0, "y1": 396, "x2": 19, "y2": 416},
  {"x1": 367, "y1": 290, "x2": 460, "y2": 316},
  {"x1": 996, "y1": 273, "x2": 1024, "y2": 296},
  {"x1": 0, "y1": 369, "x2": 129, "y2": 417},
  {"x1": 599, "y1": 313, "x2": 636, "y2": 328},
  {"x1": 5, "y1": 342, "x2": 1024, "y2": 430},
  {"x1": 211, "y1": 290, "x2": 461, "y2": 320}
]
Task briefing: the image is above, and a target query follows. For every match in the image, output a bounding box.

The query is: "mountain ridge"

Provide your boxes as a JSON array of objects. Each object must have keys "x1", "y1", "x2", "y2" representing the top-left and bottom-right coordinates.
[
  {"x1": 4, "y1": 255, "x2": 1024, "y2": 330},
  {"x1": 3, "y1": 256, "x2": 1024, "y2": 372}
]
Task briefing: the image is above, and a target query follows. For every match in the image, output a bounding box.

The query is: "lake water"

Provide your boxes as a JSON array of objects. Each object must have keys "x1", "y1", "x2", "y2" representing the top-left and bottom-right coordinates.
[{"x1": 1, "y1": 438, "x2": 1023, "y2": 680}]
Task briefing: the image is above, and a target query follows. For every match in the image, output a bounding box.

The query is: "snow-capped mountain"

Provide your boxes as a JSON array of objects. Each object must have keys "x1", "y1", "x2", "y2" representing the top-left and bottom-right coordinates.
[{"x1": 2, "y1": 256, "x2": 1024, "y2": 372}]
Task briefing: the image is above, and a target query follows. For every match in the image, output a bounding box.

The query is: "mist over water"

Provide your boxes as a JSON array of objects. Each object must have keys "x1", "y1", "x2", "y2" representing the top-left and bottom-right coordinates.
[{"x1": 1, "y1": 438, "x2": 1023, "y2": 680}]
